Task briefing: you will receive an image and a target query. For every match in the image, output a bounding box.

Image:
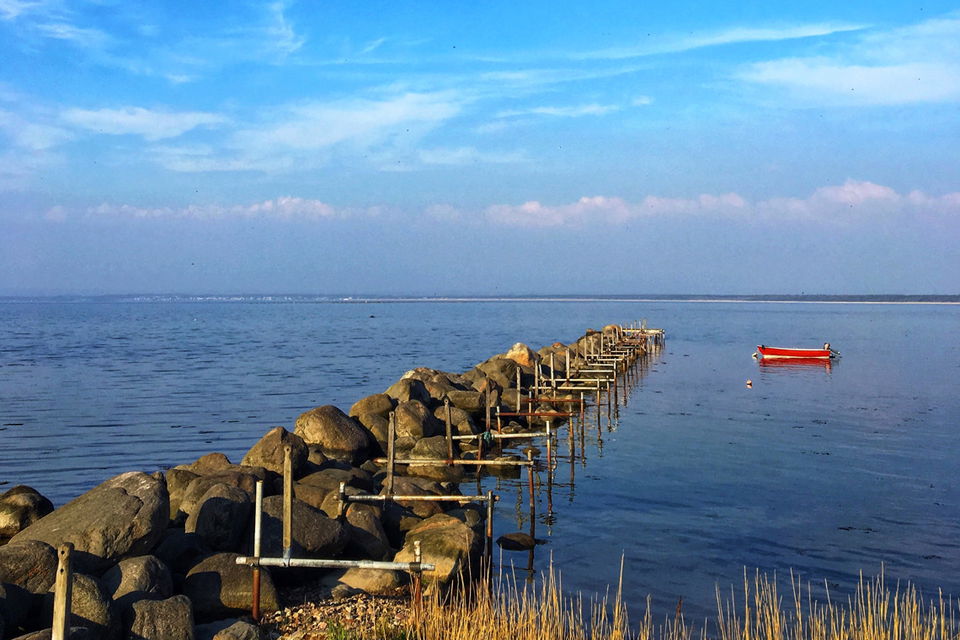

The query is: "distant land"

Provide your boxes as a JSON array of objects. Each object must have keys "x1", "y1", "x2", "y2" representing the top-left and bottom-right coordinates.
[{"x1": 1, "y1": 294, "x2": 959, "y2": 304}]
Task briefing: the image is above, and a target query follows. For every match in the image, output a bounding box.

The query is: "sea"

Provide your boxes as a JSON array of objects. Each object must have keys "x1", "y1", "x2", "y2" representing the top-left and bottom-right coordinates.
[{"x1": 1, "y1": 296, "x2": 958, "y2": 621}]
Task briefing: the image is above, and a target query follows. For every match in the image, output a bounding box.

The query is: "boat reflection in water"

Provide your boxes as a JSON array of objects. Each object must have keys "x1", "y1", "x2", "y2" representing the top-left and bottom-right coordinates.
[{"x1": 758, "y1": 356, "x2": 834, "y2": 371}]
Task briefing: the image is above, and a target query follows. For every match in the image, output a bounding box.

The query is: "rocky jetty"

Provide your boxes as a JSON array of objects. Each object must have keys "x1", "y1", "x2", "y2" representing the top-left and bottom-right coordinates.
[{"x1": 0, "y1": 328, "x2": 642, "y2": 639}]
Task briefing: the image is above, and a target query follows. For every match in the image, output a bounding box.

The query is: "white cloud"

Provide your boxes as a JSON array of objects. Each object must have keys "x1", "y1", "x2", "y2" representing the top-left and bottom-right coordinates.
[
  {"x1": 498, "y1": 103, "x2": 620, "y2": 118},
  {"x1": 34, "y1": 21, "x2": 109, "y2": 48},
  {"x1": 0, "y1": 108, "x2": 72, "y2": 149},
  {"x1": 0, "y1": 0, "x2": 45, "y2": 20},
  {"x1": 573, "y1": 23, "x2": 866, "y2": 61},
  {"x1": 61, "y1": 107, "x2": 226, "y2": 140},
  {"x1": 739, "y1": 15, "x2": 960, "y2": 105},
  {"x1": 264, "y1": 0, "x2": 304, "y2": 57},
  {"x1": 483, "y1": 180, "x2": 960, "y2": 227},
  {"x1": 417, "y1": 146, "x2": 526, "y2": 166},
  {"x1": 79, "y1": 197, "x2": 348, "y2": 221}
]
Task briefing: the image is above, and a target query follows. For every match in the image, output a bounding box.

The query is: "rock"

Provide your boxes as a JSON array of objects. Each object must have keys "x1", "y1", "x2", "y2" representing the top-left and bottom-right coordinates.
[
  {"x1": 496, "y1": 532, "x2": 536, "y2": 551},
  {"x1": 337, "y1": 567, "x2": 403, "y2": 595},
  {"x1": 240, "y1": 427, "x2": 308, "y2": 478},
  {"x1": 305, "y1": 445, "x2": 327, "y2": 467},
  {"x1": 153, "y1": 530, "x2": 207, "y2": 579},
  {"x1": 176, "y1": 470, "x2": 265, "y2": 526},
  {"x1": 349, "y1": 394, "x2": 394, "y2": 418},
  {"x1": 255, "y1": 496, "x2": 348, "y2": 559},
  {"x1": 101, "y1": 555, "x2": 173, "y2": 608},
  {"x1": 185, "y1": 484, "x2": 251, "y2": 552},
  {"x1": 475, "y1": 357, "x2": 518, "y2": 390},
  {"x1": 126, "y1": 595, "x2": 194, "y2": 640},
  {"x1": 504, "y1": 343, "x2": 539, "y2": 368},
  {"x1": 445, "y1": 390, "x2": 483, "y2": 414},
  {"x1": 183, "y1": 553, "x2": 278, "y2": 622},
  {"x1": 353, "y1": 413, "x2": 390, "y2": 451},
  {"x1": 10, "y1": 472, "x2": 168, "y2": 574},
  {"x1": 433, "y1": 404, "x2": 473, "y2": 430},
  {"x1": 40, "y1": 573, "x2": 117, "y2": 640},
  {"x1": 176, "y1": 453, "x2": 234, "y2": 475},
  {"x1": 1, "y1": 581, "x2": 33, "y2": 635},
  {"x1": 394, "y1": 514, "x2": 482, "y2": 586},
  {"x1": 380, "y1": 503, "x2": 423, "y2": 549},
  {"x1": 194, "y1": 619, "x2": 262, "y2": 640},
  {"x1": 10, "y1": 628, "x2": 91, "y2": 640},
  {"x1": 407, "y1": 437, "x2": 464, "y2": 483},
  {"x1": 381, "y1": 477, "x2": 444, "y2": 519},
  {"x1": 0, "y1": 539, "x2": 58, "y2": 594},
  {"x1": 394, "y1": 401, "x2": 442, "y2": 439},
  {"x1": 294, "y1": 406, "x2": 372, "y2": 464},
  {"x1": 343, "y1": 503, "x2": 392, "y2": 560},
  {"x1": 298, "y1": 467, "x2": 374, "y2": 493},
  {"x1": 384, "y1": 379, "x2": 432, "y2": 405},
  {"x1": 0, "y1": 486, "x2": 54, "y2": 541},
  {"x1": 165, "y1": 469, "x2": 199, "y2": 524}
]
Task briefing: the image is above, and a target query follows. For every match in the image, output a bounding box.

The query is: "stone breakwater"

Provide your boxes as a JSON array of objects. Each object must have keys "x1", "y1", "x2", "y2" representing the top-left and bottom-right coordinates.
[{"x1": 0, "y1": 324, "x2": 655, "y2": 640}]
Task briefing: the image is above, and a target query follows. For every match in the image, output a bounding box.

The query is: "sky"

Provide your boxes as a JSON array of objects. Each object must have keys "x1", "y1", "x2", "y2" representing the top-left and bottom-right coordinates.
[{"x1": 1, "y1": 0, "x2": 958, "y2": 295}]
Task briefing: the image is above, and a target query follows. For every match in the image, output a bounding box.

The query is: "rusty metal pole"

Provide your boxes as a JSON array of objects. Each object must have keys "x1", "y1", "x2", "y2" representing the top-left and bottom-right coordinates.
[
  {"x1": 386, "y1": 411, "x2": 397, "y2": 496},
  {"x1": 444, "y1": 398, "x2": 454, "y2": 462},
  {"x1": 282, "y1": 445, "x2": 293, "y2": 565},
  {"x1": 412, "y1": 540, "x2": 423, "y2": 614},
  {"x1": 251, "y1": 480, "x2": 263, "y2": 622},
  {"x1": 485, "y1": 489, "x2": 495, "y2": 585},
  {"x1": 526, "y1": 450, "x2": 536, "y2": 541},
  {"x1": 52, "y1": 543, "x2": 73, "y2": 640}
]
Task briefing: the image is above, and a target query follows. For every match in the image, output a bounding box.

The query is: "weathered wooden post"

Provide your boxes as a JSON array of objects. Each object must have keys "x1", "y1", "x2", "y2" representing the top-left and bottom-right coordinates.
[
  {"x1": 251, "y1": 480, "x2": 263, "y2": 621},
  {"x1": 282, "y1": 445, "x2": 293, "y2": 564},
  {"x1": 387, "y1": 411, "x2": 396, "y2": 496},
  {"x1": 412, "y1": 540, "x2": 423, "y2": 615},
  {"x1": 550, "y1": 353, "x2": 556, "y2": 389},
  {"x1": 52, "y1": 543, "x2": 73, "y2": 640}
]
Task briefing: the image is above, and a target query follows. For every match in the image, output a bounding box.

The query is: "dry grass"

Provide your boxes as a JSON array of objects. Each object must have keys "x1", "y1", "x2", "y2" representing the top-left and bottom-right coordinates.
[{"x1": 402, "y1": 564, "x2": 960, "y2": 640}]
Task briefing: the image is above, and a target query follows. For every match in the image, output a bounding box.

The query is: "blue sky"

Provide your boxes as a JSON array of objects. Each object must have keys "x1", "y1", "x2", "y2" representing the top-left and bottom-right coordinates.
[{"x1": 1, "y1": 0, "x2": 958, "y2": 295}]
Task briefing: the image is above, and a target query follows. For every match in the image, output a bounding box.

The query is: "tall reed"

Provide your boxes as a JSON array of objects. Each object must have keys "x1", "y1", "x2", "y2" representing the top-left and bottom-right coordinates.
[{"x1": 401, "y1": 566, "x2": 959, "y2": 640}]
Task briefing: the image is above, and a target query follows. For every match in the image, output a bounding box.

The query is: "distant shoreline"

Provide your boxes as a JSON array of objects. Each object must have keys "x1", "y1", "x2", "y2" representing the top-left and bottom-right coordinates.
[{"x1": 1, "y1": 294, "x2": 959, "y2": 305}]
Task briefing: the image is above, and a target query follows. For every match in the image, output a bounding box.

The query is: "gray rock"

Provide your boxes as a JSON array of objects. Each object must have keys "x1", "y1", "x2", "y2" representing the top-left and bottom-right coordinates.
[
  {"x1": 175, "y1": 453, "x2": 233, "y2": 475},
  {"x1": 240, "y1": 427, "x2": 308, "y2": 478},
  {"x1": 298, "y1": 467, "x2": 374, "y2": 493},
  {"x1": 185, "y1": 484, "x2": 251, "y2": 552},
  {"x1": 126, "y1": 594, "x2": 194, "y2": 640},
  {"x1": 101, "y1": 555, "x2": 173, "y2": 609},
  {"x1": 183, "y1": 553, "x2": 278, "y2": 622},
  {"x1": 40, "y1": 573, "x2": 117, "y2": 640},
  {"x1": 384, "y1": 379, "x2": 432, "y2": 405},
  {"x1": 153, "y1": 530, "x2": 207, "y2": 578},
  {"x1": 444, "y1": 390, "x2": 484, "y2": 414},
  {"x1": 254, "y1": 496, "x2": 347, "y2": 559},
  {"x1": 176, "y1": 470, "x2": 265, "y2": 526},
  {"x1": 0, "y1": 539, "x2": 58, "y2": 594},
  {"x1": 394, "y1": 514, "x2": 482, "y2": 586},
  {"x1": 475, "y1": 357, "x2": 518, "y2": 390},
  {"x1": 348, "y1": 394, "x2": 394, "y2": 418},
  {"x1": 165, "y1": 469, "x2": 199, "y2": 525},
  {"x1": 10, "y1": 472, "x2": 168, "y2": 574},
  {"x1": 394, "y1": 401, "x2": 442, "y2": 440},
  {"x1": 10, "y1": 628, "x2": 91, "y2": 640},
  {"x1": 343, "y1": 503, "x2": 392, "y2": 560},
  {"x1": 337, "y1": 567, "x2": 403, "y2": 595},
  {"x1": 0, "y1": 486, "x2": 54, "y2": 541},
  {"x1": 353, "y1": 413, "x2": 389, "y2": 451},
  {"x1": 294, "y1": 406, "x2": 372, "y2": 465},
  {"x1": 407, "y1": 437, "x2": 464, "y2": 483},
  {"x1": 1, "y1": 581, "x2": 33, "y2": 635},
  {"x1": 194, "y1": 619, "x2": 262, "y2": 640}
]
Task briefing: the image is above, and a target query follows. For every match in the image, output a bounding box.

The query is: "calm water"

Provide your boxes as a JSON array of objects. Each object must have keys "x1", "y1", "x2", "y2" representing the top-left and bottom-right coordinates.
[{"x1": 1, "y1": 299, "x2": 958, "y2": 620}]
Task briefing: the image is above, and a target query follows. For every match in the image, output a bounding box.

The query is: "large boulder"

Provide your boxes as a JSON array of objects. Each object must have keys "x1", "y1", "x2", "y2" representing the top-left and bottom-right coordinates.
[
  {"x1": 165, "y1": 469, "x2": 199, "y2": 524},
  {"x1": 0, "y1": 486, "x2": 54, "y2": 542},
  {"x1": 153, "y1": 530, "x2": 207, "y2": 580},
  {"x1": 253, "y1": 496, "x2": 348, "y2": 559},
  {"x1": 0, "y1": 539, "x2": 58, "y2": 594},
  {"x1": 504, "y1": 343, "x2": 539, "y2": 368},
  {"x1": 380, "y1": 477, "x2": 444, "y2": 519},
  {"x1": 194, "y1": 619, "x2": 261, "y2": 640},
  {"x1": 384, "y1": 379, "x2": 432, "y2": 405},
  {"x1": 406, "y1": 437, "x2": 464, "y2": 483},
  {"x1": 444, "y1": 390, "x2": 484, "y2": 414},
  {"x1": 475, "y1": 357, "x2": 518, "y2": 390},
  {"x1": 240, "y1": 427, "x2": 308, "y2": 478},
  {"x1": 353, "y1": 413, "x2": 389, "y2": 451},
  {"x1": 175, "y1": 469, "x2": 266, "y2": 526},
  {"x1": 1, "y1": 581, "x2": 33, "y2": 637},
  {"x1": 394, "y1": 401, "x2": 442, "y2": 440},
  {"x1": 40, "y1": 573, "x2": 117, "y2": 640},
  {"x1": 101, "y1": 555, "x2": 173, "y2": 609},
  {"x1": 182, "y1": 553, "x2": 278, "y2": 622},
  {"x1": 394, "y1": 514, "x2": 482, "y2": 586},
  {"x1": 10, "y1": 472, "x2": 168, "y2": 574},
  {"x1": 336, "y1": 567, "x2": 403, "y2": 595},
  {"x1": 126, "y1": 595, "x2": 194, "y2": 640},
  {"x1": 185, "y1": 484, "x2": 251, "y2": 552},
  {"x1": 10, "y1": 628, "x2": 91, "y2": 640},
  {"x1": 294, "y1": 406, "x2": 372, "y2": 464},
  {"x1": 349, "y1": 394, "x2": 394, "y2": 418},
  {"x1": 343, "y1": 503, "x2": 392, "y2": 560}
]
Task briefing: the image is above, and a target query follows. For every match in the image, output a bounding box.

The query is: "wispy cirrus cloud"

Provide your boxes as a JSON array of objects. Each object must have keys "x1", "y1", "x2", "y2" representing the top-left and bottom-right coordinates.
[
  {"x1": 497, "y1": 103, "x2": 621, "y2": 118},
  {"x1": 61, "y1": 107, "x2": 226, "y2": 141},
  {"x1": 483, "y1": 180, "x2": 960, "y2": 227},
  {"x1": 738, "y1": 14, "x2": 960, "y2": 105}
]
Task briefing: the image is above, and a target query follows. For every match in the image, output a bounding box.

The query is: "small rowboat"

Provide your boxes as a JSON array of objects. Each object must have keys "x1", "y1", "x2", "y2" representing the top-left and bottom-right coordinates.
[{"x1": 754, "y1": 343, "x2": 838, "y2": 360}]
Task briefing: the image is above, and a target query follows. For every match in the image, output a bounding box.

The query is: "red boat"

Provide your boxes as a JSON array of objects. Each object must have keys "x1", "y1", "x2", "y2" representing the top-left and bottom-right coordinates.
[{"x1": 755, "y1": 344, "x2": 837, "y2": 360}]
